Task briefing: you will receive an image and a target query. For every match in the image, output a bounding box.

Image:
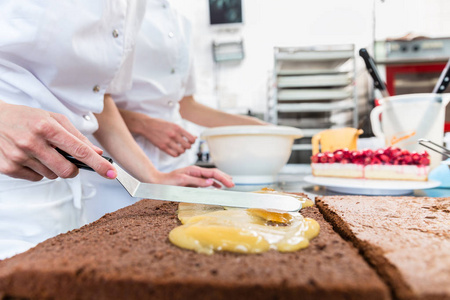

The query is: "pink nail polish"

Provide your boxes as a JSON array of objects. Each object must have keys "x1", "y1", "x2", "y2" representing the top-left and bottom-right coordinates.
[
  {"x1": 106, "y1": 170, "x2": 117, "y2": 179},
  {"x1": 206, "y1": 179, "x2": 213, "y2": 185}
]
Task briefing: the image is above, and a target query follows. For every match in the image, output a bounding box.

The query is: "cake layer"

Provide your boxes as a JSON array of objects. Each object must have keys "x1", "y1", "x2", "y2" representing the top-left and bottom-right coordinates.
[
  {"x1": 312, "y1": 163, "x2": 364, "y2": 178},
  {"x1": 365, "y1": 164, "x2": 429, "y2": 181},
  {"x1": 311, "y1": 163, "x2": 429, "y2": 181},
  {"x1": 0, "y1": 199, "x2": 389, "y2": 300},
  {"x1": 316, "y1": 196, "x2": 450, "y2": 300}
]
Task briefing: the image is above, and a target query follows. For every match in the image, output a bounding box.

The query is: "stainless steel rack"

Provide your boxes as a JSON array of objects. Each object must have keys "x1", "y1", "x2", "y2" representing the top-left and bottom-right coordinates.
[{"x1": 268, "y1": 44, "x2": 359, "y2": 162}]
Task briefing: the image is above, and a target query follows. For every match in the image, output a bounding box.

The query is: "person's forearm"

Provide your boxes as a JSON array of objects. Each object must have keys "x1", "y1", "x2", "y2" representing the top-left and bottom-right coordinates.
[
  {"x1": 179, "y1": 96, "x2": 268, "y2": 127},
  {"x1": 94, "y1": 95, "x2": 160, "y2": 183},
  {"x1": 95, "y1": 96, "x2": 234, "y2": 188},
  {"x1": 118, "y1": 108, "x2": 148, "y2": 136}
]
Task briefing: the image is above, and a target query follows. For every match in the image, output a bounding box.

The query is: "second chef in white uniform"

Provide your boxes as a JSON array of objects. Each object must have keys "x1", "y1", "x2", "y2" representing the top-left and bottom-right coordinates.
[{"x1": 84, "y1": 0, "x2": 266, "y2": 223}]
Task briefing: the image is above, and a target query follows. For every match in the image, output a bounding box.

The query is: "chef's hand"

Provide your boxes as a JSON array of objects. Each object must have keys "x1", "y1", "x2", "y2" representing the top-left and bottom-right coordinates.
[
  {"x1": 154, "y1": 165, "x2": 234, "y2": 189},
  {"x1": 0, "y1": 101, "x2": 116, "y2": 181},
  {"x1": 144, "y1": 118, "x2": 197, "y2": 157},
  {"x1": 119, "y1": 109, "x2": 197, "y2": 157}
]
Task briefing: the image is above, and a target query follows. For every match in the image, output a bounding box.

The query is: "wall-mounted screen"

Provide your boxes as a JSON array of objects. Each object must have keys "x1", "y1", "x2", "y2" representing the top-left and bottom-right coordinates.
[{"x1": 209, "y1": 0, "x2": 243, "y2": 26}]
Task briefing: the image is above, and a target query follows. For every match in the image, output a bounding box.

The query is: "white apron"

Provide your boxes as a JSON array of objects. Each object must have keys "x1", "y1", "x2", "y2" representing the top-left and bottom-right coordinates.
[
  {"x1": 0, "y1": 0, "x2": 146, "y2": 259},
  {"x1": 0, "y1": 175, "x2": 96, "y2": 259},
  {"x1": 81, "y1": 169, "x2": 139, "y2": 224}
]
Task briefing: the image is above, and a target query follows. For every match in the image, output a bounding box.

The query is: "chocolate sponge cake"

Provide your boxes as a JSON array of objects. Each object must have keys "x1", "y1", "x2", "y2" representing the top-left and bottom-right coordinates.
[
  {"x1": 0, "y1": 199, "x2": 389, "y2": 300},
  {"x1": 317, "y1": 196, "x2": 450, "y2": 300}
]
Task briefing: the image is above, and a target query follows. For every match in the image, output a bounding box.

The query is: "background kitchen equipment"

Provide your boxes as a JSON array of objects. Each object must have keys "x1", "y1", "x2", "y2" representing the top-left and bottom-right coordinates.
[
  {"x1": 312, "y1": 127, "x2": 363, "y2": 155},
  {"x1": 267, "y1": 44, "x2": 369, "y2": 164},
  {"x1": 208, "y1": 0, "x2": 243, "y2": 27},
  {"x1": 359, "y1": 48, "x2": 390, "y2": 98},
  {"x1": 418, "y1": 138, "x2": 450, "y2": 158},
  {"x1": 432, "y1": 58, "x2": 450, "y2": 93},
  {"x1": 370, "y1": 93, "x2": 450, "y2": 169},
  {"x1": 374, "y1": 37, "x2": 450, "y2": 130},
  {"x1": 418, "y1": 138, "x2": 450, "y2": 187}
]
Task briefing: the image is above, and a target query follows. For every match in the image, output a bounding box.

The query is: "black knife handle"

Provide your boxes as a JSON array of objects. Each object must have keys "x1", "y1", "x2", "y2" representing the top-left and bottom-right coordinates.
[
  {"x1": 359, "y1": 48, "x2": 389, "y2": 93},
  {"x1": 433, "y1": 59, "x2": 450, "y2": 94},
  {"x1": 56, "y1": 148, "x2": 113, "y2": 172}
]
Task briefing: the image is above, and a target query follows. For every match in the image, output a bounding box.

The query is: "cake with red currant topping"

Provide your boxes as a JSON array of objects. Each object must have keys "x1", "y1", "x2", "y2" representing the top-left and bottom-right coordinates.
[{"x1": 311, "y1": 147, "x2": 430, "y2": 181}]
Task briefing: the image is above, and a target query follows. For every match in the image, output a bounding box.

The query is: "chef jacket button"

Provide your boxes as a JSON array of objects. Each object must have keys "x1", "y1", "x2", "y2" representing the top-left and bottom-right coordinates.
[
  {"x1": 93, "y1": 85, "x2": 100, "y2": 93},
  {"x1": 112, "y1": 29, "x2": 119, "y2": 38},
  {"x1": 168, "y1": 32, "x2": 174, "y2": 38},
  {"x1": 171, "y1": 68, "x2": 175, "y2": 74},
  {"x1": 168, "y1": 101, "x2": 174, "y2": 107},
  {"x1": 162, "y1": 3, "x2": 167, "y2": 8},
  {"x1": 83, "y1": 114, "x2": 91, "y2": 121}
]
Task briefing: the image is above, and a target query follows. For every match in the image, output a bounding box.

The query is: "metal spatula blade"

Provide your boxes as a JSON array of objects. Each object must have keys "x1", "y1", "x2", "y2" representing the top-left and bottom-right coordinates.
[
  {"x1": 57, "y1": 149, "x2": 302, "y2": 212},
  {"x1": 113, "y1": 163, "x2": 301, "y2": 211}
]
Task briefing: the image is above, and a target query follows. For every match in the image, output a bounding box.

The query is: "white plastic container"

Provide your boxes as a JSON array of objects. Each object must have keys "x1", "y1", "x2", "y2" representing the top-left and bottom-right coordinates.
[{"x1": 370, "y1": 93, "x2": 450, "y2": 169}]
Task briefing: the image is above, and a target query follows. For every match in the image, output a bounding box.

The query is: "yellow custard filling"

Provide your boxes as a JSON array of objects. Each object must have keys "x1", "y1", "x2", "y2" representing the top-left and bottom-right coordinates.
[
  {"x1": 169, "y1": 189, "x2": 320, "y2": 255},
  {"x1": 254, "y1": 188, "x2": 315, "y2": 208}
]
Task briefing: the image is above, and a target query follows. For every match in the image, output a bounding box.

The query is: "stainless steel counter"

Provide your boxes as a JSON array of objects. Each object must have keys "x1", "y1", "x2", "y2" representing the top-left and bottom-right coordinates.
[{"x1": 228, "y1": 164, "x2": 450, "y2": 200}]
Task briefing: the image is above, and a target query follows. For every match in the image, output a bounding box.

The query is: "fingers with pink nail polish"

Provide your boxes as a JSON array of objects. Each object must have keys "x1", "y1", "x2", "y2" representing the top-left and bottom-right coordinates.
[{"x1": 106, "y1": 169, "x2": 117, "y2": 179}]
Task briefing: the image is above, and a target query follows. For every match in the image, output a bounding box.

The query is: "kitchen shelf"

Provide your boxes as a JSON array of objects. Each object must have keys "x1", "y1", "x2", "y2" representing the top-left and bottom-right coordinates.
[
  {"x1": 277, "y1": 69, "x2": 347, "y2": 76},
  {"x1": 277, "y1": 88, "x2": 352, "y2": 101},
  {"x1": 277, "y1": 74, "x2": 351, "y2": 88},
  {"x1": 292, "y1": 144, "x2": 313, "y2": 151},
  {"x1": 277, "y1": 100, "x2": 355, "y2": 113},
  {"x1": 275, "y1": 50, "x2": 354, "y2": 62},
  {"x1": 268, "y1": 44, "x2": 358, "y2": 164}
]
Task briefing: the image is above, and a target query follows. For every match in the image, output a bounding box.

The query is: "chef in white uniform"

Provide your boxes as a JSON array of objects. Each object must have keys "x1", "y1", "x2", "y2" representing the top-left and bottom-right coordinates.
[
  {"x1": 0, "y1": 0, "x2": 235, "y2": 259},
  {"x1": 83, "y1": 0, "x2": 266, "y2": 223},
  {"x1": 0, "y1": 0, "x2": 147, "y2": 260}
]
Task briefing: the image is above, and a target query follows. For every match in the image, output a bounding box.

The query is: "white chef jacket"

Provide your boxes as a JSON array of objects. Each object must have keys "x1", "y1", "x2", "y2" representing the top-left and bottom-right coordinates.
[
  {"x1": 0, "y1": 0, "x2": 146, "y2": 259},
  {"x1": 83, "y1": 0, "x2": 198, "y2": 223},
  {"x1": 114, "y1": 0, "x2": 197, "y2": 172}
]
